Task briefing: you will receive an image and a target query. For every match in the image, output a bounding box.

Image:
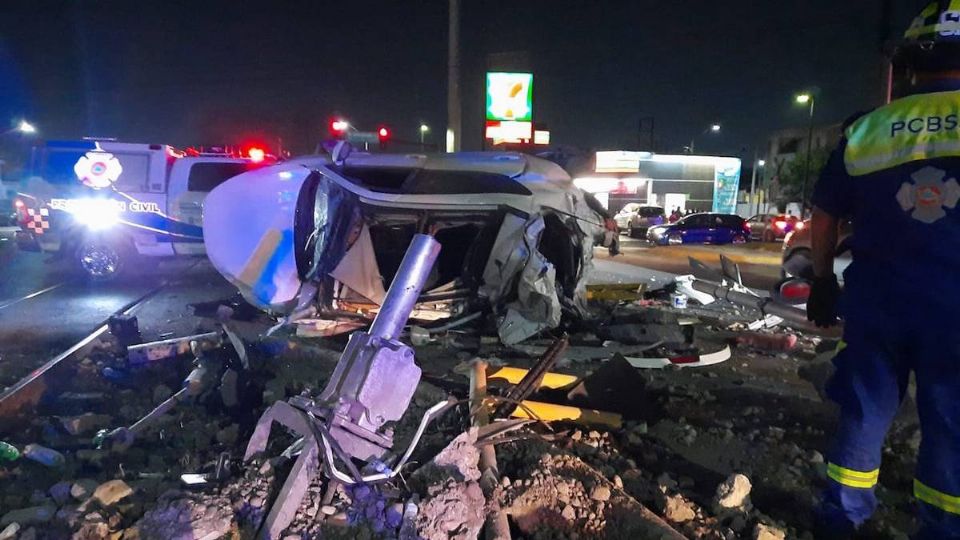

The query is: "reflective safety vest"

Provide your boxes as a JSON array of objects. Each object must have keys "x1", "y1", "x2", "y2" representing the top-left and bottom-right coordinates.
[{"x1": 845, "y1": 90, "x2": 960, "y2": 176}]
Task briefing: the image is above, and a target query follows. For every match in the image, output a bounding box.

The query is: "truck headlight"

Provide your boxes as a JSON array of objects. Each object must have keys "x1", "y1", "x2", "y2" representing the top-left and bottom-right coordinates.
[{"x1": 71, "y1": 198, "x2": 121, "y2": 230}]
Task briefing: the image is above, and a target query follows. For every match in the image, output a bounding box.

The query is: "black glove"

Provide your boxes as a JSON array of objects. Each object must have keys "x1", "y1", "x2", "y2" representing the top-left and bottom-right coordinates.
[{"x1": 807, "y1": 274, "x2": 840, "y2": 328}]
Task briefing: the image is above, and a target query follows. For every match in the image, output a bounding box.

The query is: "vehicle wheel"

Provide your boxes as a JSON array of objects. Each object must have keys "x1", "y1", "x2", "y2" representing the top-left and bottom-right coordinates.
[
  {"x1": 732, "y1": 234, "x2": 747, "y2": 245},
  {"x1": 667, "y1": 233, "x2": 683, "y2": 246},
  {"x1": 75, "y1": 236, "x2": 130, "y2": 281},
  {"x1": 763, "y1": 230, "x2": 776, "y2": 243},
  {"x1": 781, "y1": 248, "x2": 813, "y2": 279}
]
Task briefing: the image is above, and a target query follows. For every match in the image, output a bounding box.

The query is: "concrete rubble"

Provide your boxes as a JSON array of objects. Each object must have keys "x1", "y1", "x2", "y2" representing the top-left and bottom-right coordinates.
[{"x1": 0, "y1": 283, "x2": 925, "y2": 540}]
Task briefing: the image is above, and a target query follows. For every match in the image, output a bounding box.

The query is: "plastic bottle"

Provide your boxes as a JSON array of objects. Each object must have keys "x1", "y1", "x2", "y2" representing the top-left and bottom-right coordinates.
[
  {"x1": 0, "y1": 441, "x2": 19, "y2": 462},
  {"x1": 22, "y1": 444, "x2": 65, "y2": 467}
]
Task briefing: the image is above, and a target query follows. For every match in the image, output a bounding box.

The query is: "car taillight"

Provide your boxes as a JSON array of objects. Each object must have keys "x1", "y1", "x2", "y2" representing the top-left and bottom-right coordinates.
[
  {"x1": 794, "y1": 221, "x2": 805, "y2": 230},
  {"x1": 774, "y1": 220, "x2": 787, "y2": 230},
  {"x1": 13, "y1": 199, "x2": 29, "y2": 225},
  {"x1": 780, "y1": 280, "x2": 811, "y2": 301}
]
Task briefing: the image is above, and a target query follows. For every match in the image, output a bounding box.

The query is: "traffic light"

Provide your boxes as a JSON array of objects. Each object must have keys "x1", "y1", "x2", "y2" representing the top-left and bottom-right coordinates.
[{"x1": 378, "y1": 126, "x2": 390, "y2": 150}]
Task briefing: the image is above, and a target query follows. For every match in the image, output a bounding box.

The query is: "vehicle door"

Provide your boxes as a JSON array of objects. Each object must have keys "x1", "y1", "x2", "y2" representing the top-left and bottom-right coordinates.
[
  {"x1": 678, "y1": 215, "x2": 708, "y2": 243},
  {"x1": 716, "y1": 215, "x2": 743, "y2": 243},
  {"x1": 168, "y1": 159, "x2": 253, "y2": 255},
  {"x1": 746, "y1": 215, "x2": 766, "y2": 240}
]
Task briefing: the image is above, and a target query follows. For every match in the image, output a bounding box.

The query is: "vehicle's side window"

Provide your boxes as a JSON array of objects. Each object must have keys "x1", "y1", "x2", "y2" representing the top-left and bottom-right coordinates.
[
  {"x1": 187, "y1": 163, "x2": 251, "y2": 192},
  {"x1": 111, "y1": 153, "x2": 151, "y2": 192}
]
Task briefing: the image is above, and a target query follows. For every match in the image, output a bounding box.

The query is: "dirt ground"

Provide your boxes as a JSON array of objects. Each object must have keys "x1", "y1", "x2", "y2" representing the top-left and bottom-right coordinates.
[{"x1": 0, "y1": 294, "x2": 922, "y2": 539}]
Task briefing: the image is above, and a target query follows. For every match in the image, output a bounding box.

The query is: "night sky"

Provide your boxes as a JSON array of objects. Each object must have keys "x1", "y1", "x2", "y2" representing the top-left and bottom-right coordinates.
[{"x1": 0, "y1": 1, "x2": 927, "y2": 166}]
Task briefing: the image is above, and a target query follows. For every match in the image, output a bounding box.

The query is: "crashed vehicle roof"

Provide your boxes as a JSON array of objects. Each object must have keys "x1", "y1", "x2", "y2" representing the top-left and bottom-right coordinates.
[{"x1": 281, "y1": 151, "x2": 579, "y2": 214}]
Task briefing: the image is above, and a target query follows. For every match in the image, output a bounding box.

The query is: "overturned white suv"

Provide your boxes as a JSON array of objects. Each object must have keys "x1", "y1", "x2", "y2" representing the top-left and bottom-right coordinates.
[{"x1": 202, "y1": 149, "x2": 618, "y2": 344}]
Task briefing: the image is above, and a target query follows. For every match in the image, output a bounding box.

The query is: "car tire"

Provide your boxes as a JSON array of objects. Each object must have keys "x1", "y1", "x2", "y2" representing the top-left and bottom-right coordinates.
[
  {"x1": 75, "y1": 235, "x2": 133, "y2": 282},
  {"x1": 781, "y1": 247, "x2": 813, "y2": 280},
  {"x1": 732, "y1": 234, "x2": 747, "y2": 244}
]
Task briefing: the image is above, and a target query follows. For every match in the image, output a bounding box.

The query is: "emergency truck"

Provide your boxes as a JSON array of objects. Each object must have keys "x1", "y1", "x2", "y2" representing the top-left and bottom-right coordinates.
[{"x1": 14, "y1": 140, "x2": 275, "y2": 280}]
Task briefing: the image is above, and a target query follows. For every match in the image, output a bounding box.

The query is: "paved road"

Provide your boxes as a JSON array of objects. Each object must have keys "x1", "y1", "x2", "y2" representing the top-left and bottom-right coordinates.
[
  {"x1": 0, "y1": 237, "x2": 235, "y2": 390},
  {"x1": 0, "y1": 231, "x2": 787, "y2": 391},
  {"x1": 596, "y1": 237, "x2": 785, "y2": 291}
]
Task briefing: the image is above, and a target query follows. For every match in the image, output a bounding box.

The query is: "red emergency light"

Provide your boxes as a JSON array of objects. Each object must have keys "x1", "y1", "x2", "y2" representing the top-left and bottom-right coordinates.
[{"x1": 247, "y1": 147, "x2": 266, "y2": 163}]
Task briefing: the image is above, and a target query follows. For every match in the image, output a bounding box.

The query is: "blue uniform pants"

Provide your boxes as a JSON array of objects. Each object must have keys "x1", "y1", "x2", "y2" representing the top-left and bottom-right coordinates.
[{"x1": 820, "y1": 300, "x2": 960, "y2": 538}]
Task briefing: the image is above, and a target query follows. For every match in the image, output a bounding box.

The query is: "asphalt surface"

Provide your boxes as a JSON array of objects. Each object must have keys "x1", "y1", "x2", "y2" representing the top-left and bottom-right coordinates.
[
  {"x1": 0, "y1": 230, "x2": 786, "y2": 392},
  {"x1": 0, "y1": 231, "x2": 236, "y2": 390},
  {"x1": 596, "y1": 236, "x2": 785, "y2": 291}
]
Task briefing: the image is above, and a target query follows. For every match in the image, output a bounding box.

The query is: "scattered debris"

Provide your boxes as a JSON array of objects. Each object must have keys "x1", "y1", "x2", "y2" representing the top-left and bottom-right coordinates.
[{"x1": 714, "y1": 473, "x2": 753, "y2": 511}]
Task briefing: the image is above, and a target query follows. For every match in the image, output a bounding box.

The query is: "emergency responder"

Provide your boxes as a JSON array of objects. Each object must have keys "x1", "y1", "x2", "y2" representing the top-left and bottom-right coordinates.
[{"x1": 808, "y1": 2, "x2": 960, "y2": 537}]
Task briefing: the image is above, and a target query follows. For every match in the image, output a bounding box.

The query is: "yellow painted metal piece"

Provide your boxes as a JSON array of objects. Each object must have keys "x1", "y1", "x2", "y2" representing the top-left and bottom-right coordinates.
[
  {"x1": 487, "y1": 366, "x2": 579, "y2": 390},
  {"x1": 238, "y1": 228, "x2": 282, "y2": 286},
  {"x1": 509, "y1": 399, "x2": 622, "y2": 428}
]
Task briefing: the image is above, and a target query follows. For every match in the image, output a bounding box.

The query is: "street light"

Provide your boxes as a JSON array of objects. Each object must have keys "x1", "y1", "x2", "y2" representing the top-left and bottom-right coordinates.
[
  {"x1": 687, "y1": 123, "x2": 721, "y2": 154},
  {"x1": 419, "y1": 124, "x2": 430, "y2": 148},
  {"x1": 17, "y1": 120, "x2": 36, "y2": 134},
  {"x1": 749, "y1": 156, "x2": 767, "y2": 216},
  {"x1": 795, "y1": 92, "x2": 816, "y2": 216},
  {"x1": 3, "y1": 120, "x2": 37, "y2": 136}
]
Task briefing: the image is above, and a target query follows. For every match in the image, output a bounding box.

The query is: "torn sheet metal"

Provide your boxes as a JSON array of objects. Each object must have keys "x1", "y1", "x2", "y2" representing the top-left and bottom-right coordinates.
[
  {"x1": 329, "y1": 224, "x2": 386, "y2": 305},
  {"x1": 620, "y1": 344, "x2": 732, "y2": 369}
]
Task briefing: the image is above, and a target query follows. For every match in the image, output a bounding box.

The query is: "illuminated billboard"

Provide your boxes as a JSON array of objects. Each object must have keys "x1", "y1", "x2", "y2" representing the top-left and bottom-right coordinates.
[{"x1": 486, "y1": 72, "x2": 533, "y2": 122}]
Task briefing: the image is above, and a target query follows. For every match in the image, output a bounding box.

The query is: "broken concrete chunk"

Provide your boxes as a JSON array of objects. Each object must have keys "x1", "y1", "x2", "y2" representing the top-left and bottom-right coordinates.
[
  {"x1": 0, "y1": 523, "x2": 19, "y2": 540},
  {"x1": 663, "y1": 494, "x2": 696, "y2": 523},
  {"x1": 91, "y1": 480, "x2": 133, "y2": 507},
  {"x1": 72, "y1": 520, "x2": 110, "y2": 540},
  {"x1": 753, "y1": 522, "x2": 787, "y2": 540},
  {"x1": 714, "y1": 473, "x2": 752, "y2": 510},
  {"x1": 71, "y1": 479, "x2": 99, "y2": 501},
  {"x1": 133, "y1": 495, "x2": 234, "y2": 540},
  {"x1": 0, "y1": 505, "x2": 56, "y2": 527},
  {"x1": 589, "y1": 485, "x2": 611, "y2": 502},
  {"x1": 61, "y1": 413, "x2": 113, "y2": 436},
  {"x1": 412, "y1": 428, "x2": 481, "y2": 486},
  {"x1": 415, "y1": 480, "x2": 485, "y2": 540}
]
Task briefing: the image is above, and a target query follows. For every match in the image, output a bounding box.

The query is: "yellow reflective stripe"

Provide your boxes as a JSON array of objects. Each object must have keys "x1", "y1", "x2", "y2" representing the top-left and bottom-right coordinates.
[
  {"x1": 827, "y1": 463, "x2": 879, "y2": 489},
  {"x1": 835, "y1": 340, "x2": 847, "y2": 353},
  {"x1": 906, "y1": 22, "x2": 960, "y2": 38},
  {"x1": 915, "y1": 479, "x2": 960, "y2": 515},
  {"x1": 922, "y1": 2, "x2": 939, "y2": 18},
  {"x1": 844, "y1": 91, "x2": 960, "y2": 176}
]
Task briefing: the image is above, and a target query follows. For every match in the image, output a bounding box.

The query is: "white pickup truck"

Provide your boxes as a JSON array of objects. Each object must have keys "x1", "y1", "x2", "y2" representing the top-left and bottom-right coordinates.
[{"x1": 15, "y1": 140, "x2": 274, "y2": 280}]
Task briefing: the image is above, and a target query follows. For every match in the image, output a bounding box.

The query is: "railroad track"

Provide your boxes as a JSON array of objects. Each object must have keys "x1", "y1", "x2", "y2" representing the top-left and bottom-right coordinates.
[
  {"x1": 0, "y1": 257, "x2": 210, "y2": 430},
  {"x1": 0, "y1": 282, "x2": 68, "y2": 311}
]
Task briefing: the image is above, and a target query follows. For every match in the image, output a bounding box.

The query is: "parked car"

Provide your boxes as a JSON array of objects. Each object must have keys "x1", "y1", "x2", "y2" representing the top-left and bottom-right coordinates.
[
  {"x1": 646, "y1": 213, "x2": 750, "y2": 246},
  {"x1": 613, "y1": 203, "x2": 665, "y2": 238},
  {"x1": 746, "y1": 214, "x2": 803, "y2": 242},
  {"x1": 781, "y1": 219, "x2": 853, "y2": 281}
]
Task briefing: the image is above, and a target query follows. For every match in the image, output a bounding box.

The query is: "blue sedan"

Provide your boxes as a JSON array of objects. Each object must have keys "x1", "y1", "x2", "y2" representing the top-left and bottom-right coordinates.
[{"x1": 646, "y1": 213, "x2": 751, "y2": 246}]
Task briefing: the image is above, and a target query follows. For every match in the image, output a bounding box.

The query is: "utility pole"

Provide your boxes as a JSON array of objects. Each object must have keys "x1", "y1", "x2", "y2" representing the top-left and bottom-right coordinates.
[
  {"x1": 749, "y1": 149, "x2": 758, "y2": 216},
  {"x1": 446, "y1": 0, "x2": 462, "y2": 152},
  {"x1": 800, "y1": 97, "x2": 815, "y2": 217}
]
